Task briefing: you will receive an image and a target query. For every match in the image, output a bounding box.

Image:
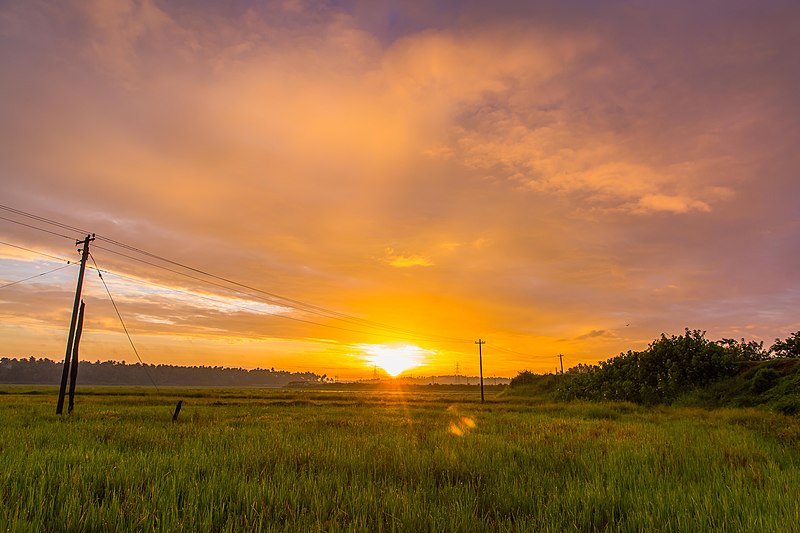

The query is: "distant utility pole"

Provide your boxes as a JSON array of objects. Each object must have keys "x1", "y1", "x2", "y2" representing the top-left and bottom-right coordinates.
[
  {"x1": 56, "y1": 234, "x2": 94, "y2": 415},
  {"x1": 476, "y1": 339, "x2": 486, "y2": 403},
  {"x1": 558, "y1": 354, "x2": 564, "y2": 375}
]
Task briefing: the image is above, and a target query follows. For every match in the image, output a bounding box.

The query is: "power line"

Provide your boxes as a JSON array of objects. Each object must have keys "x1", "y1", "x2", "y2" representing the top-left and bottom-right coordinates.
[
  {"x1": 90, "y1": 245, "x2": 471, "y2": 345},
  {"x1": 0, "y1": 219, "x2": 476, "y2": 352},
  {"x1": 0, "y1": 239, "x2": 74, "y2": 263},
  {"x1": 0, "y1": 215, "x2": 77, "y2": 240},
  {"x1": 0, "y1": 204, "x2": 472, "y2": 344},
  {"x1": 0, "y1": 205, "x2": 503, "y2": 384},
  {"x1": 0, "y1": 264, "x2": 75, "y2": 289},
  {"x1": 87, "y1": 260, "x2": 462, "y2": 344},
  {"x1": 89, "y1": 254, "x2": 160, "y2": 393},
  {"x1": 490, "y1": 343, "x2": 555, "y2": 360},
  {"x1": 0, "y1": 239, "x2": 447, "y2": 348},
  {"x1": 93, "y1": 238, "x2": 471, "y2": 343},
  {"x1": 0, "y1": 204, "x2": 88, "y2": 236}
]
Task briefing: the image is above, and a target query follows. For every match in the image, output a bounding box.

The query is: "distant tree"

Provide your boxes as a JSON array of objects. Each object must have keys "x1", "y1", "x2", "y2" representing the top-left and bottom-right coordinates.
[
  {"x1": 771, "y1": 332, "x2": 800, "y2": 358},
  {"x1": 557, "y1": 329, "x2": 738, "y2": 404},
  {"x1": 0, "y1": 357, "x2": 321, "y2": 386},
  {"x1": 566, "y1": 363, "x2": 594, "y2": 374},
  {"x1": 510, "y1": 370, "x2": 537, "y2": 387},
  {"x1": 717, "y1": 338, "x2": 771, "y2": 361}
]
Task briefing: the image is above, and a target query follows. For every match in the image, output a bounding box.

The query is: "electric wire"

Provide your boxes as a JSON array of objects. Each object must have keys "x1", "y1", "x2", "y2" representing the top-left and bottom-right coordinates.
[
  {"x1": 94, "y1": 236, "x2": 471, "y2": 343},
  {"x1": 91, "y1": 244, "x2": 471, "y2": 345},
  {"x1": 0, "y1": 204, "x2": 563, "y2": 375},
  {"x1": 87, "y1": 258, "x2": 464, "y2": 344},
  {"x1": 0, "y1": 215, "x2": 78, "y2": 240},
  {"x1": 0, "y1": 205, "x2": 472, "y2": 344},
  {"x1": 0, "y1": 264, "x2": 75, "y2": 290},
  {"x1": 0, "y1": 204, "x2": 88, "y2": 236},
  {"x1": 489, "y1": 343, "x2": 557, "y2": 360},
  {"x1": 0, "y1": 239, "x2": 74, "y2": 263},
  {"x1": 89, "y1": 254, "x2": 161, "y2": 393}
]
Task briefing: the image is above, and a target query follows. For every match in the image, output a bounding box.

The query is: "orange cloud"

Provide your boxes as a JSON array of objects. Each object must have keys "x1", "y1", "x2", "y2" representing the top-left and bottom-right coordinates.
[
  {"x1": 636, "y1": 194, "x2": 711, "y2": 214},
  {"x1": 381, "y1": 248, "x2": 433, "y2": 268}
]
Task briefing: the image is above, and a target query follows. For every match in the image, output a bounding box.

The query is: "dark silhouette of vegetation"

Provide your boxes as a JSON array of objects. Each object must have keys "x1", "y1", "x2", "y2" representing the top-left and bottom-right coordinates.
[
  {"x1": 771, "y1": 331, "x2": 800, "y2": 358},
  {"x1": 509, "y1": 370, "x2": 536, "y2": 387},
  {"x1": 557, "y1": 329, "x2": 738, "y2": 404},
  {"x1": 509, "y1": 330, "x2": 800, "y2": 410},
  {"x1": 0, "y1": 357, "x2": 322, "y2": 387},
  {"x1": 675, "y1": 358, "x2": 800, "y2": 415},
  {"x1": 715, "y1": 337, "x2": 771, "y2": 361},
  {"x1": 751, "y1": 367, "x2": 780, "y2": 394}
]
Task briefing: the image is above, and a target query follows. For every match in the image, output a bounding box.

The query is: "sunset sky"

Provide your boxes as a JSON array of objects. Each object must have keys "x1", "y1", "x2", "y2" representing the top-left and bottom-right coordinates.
[{"x1": 1, "y1": 1, "x2": 798, "y2": 379}]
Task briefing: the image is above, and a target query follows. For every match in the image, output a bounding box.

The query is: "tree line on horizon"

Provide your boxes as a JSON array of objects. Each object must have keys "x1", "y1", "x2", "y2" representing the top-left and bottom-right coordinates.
[
  {"x1": 0, "y1": 357, "x2": 323, "y2": 387},
  {"x1": 511, "y1": 330, "x2": 800, "y2": 406}
]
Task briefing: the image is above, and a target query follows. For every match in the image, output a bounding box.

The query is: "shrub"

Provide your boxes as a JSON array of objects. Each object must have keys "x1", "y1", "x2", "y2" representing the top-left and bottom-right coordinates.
[
  {"x1": 774, "y1": 398, "x2": 799, "y2": 416},
  {"x1": 556, "y1": 329, "x2": 739, "y2": 404},
  {"x1": 751, "y1": 368, "x2": 780, "y2": 394},
  {"x1": 510, "y1": 370, "x2": 537, "y2": 387},
  {"x1": 771, "y1": 332, "x2": 800, "y2": 358},
  {"x1": 717, "y1": 338, "x2": 771, "y2": 361}
]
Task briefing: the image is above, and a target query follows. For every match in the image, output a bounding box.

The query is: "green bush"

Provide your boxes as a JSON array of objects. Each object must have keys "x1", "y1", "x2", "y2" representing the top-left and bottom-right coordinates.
[
  {"x1": 751, "y1": 368, "x2": 780, "y2": 394},
  {"x1": 716, "y1": 338, "x2": 771, "y2": 361},
  {"x1": 774, "y1": 397, "x2": 799, "y2": 415},
  {"x1": 510, "y1": 370, "x2": 537, "y2": 387},
  {"x1": 771, "y1": 331, "x2": 800, "y2": 358},
  {"x1": 557, "y1": 329, "x2": 738, "y2": 404},
  {"x1": 506, "y1": 372, "x2": 561, "y2": 399}
]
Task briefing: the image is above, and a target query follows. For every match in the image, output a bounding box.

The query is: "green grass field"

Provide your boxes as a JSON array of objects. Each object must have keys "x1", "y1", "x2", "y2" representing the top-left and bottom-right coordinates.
[{"x1": 2, "y1": 386, "x2": 799, "y2": 531}]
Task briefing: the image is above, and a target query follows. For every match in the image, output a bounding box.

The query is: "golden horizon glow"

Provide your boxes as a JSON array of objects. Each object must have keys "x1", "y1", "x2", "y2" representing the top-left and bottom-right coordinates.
[{"x1": 358, "y1": 344, "x2": 432, "y2": 377}]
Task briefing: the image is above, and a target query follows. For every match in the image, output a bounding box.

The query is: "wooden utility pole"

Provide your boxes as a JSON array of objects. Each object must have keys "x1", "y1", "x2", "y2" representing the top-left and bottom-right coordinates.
[
  {"x1": 476, "y1": 339, "x2": 486, "y2": 403},
  {"x1": 67, "y1": 300, "x2": 85, "y2": 414},
  {"x1": 57, "y1": 234, "x2": 94, "y2": 415},
  {"x1": 558, "y1": 354, "x2": 564, "y2": 375}
]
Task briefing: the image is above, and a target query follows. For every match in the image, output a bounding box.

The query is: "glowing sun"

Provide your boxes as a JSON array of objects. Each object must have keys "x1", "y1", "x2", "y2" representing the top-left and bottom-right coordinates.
[{"x1": 360, "y1": 344, "x2": 429, "y2": 377}]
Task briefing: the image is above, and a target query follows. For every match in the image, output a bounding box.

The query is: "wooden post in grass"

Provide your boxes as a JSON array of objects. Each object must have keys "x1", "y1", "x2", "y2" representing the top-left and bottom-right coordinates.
[
  {"x1": 67, "y1": 300, "x2": 85, "y2": 414},
  {"x1": 172, "y1": 400, "x2": 183, "y2": 422}
]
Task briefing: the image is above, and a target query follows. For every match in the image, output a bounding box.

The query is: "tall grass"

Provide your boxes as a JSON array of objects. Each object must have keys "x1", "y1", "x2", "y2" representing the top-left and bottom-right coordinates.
[{"x1": 1, "y1": 387, "x2": 799, "y2": 531}]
